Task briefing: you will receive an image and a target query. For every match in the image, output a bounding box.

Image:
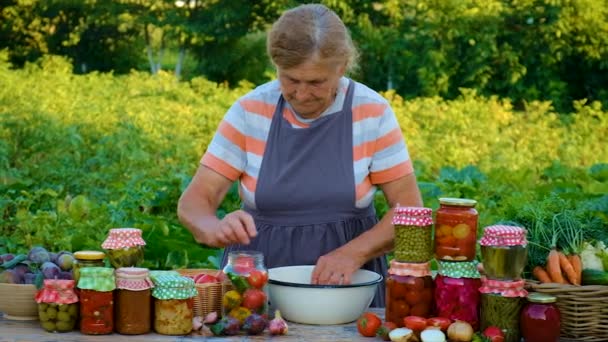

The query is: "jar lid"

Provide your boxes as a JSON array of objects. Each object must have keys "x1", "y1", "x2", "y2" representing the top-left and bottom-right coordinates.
[
  {"x1": 439, "y1": 197, "x2": 477, "y2": 207},
  {"x1": 101, "y1": 228, "x2": 146, "y2": 249},
  {"x1": 479, "y1": 277, "x2": 528, "y2": 298},
  {"x1": 35, "y1": 279, "x2": 79, "y2": 304},
  {"x1": 388, "y1": 260, "x2": 431, "y2": 277},
  {"x1": 115, "y1": 267, "x2": 154, "y2": 291},
  {"x1": 77, "y1": 267, "x2": 116, "y2": 292},
  {"x1": 479, "y1": 225, "x2": 528, "y2": 246},
  {"x1": 150, "y1": 274, "x2": 197, "y2": 300},
  {"x1": 438, "y1": 260, "x2": 481, "y2": 279},
  {"x1": 527, "y1": 292, "x2": 556, "y2": 303},
  {"x1": 74, "y1": 250, "x2": 105, "y2": 261},
  {"x1": 392, "y1": 206, "x2": 433, "y2": 226}
]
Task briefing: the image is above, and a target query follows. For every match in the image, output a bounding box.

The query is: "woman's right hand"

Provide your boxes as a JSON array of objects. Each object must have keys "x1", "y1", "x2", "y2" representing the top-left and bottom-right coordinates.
[{"x1": 207, "y1": 209, "x2": 257, "y2": 247}]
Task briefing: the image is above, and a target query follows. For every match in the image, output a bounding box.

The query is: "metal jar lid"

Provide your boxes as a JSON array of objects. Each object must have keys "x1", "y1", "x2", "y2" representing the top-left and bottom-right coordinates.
[
  {"x1": 439, "y1": 197, "x2": 477, "y2": 207},
  {"x1": 527, "y1": 292, "x2": 557, "y2": 303}
]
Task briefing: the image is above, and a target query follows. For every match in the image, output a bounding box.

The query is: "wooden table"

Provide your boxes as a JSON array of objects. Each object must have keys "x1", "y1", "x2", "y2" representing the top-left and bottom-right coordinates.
[{"x1": 1, "y1": 309, "x2": 382, "y2": 342}]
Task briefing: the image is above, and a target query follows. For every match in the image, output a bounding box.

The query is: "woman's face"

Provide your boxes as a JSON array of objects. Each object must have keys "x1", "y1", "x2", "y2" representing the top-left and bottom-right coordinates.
[{"x1": 278, "y1": 58, "x2": 345, "y2": 119}]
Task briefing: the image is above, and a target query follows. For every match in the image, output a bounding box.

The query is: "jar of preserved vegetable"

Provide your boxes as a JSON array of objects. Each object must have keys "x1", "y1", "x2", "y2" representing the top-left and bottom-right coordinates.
[
  {"x1": 72, "y1": 251, "x2": 106, "y2": 285},
  {"x1": 479, "y1": 225, "x2": 528, "y2": 280},
  {"x1": 222, "y1": 251, "x2": 268, "y2": 320},
  {"x1": 435, "y1": 260, "x2": 481, "y2": 330},
  {"x1": 520, "y1": 293, "x2": 561, "y2": 342},
  {"x1": 392, "y1": 207, "x2": 434, "y2": 263},
  {"x1": 386, "y1": 260, "x2": 434, "y2": 327},
  {"x1": 77, "y1": 267, "x2": 116, "y2": 335},
  {"x1": 479, "y1": 278, "x2": 527, "y2": 342},
  {"x1": 35, "y1": 279, "x2": 79, "y2": 333},
  {"x1": 101, "y1": 228, "x2": 146, "y2": 269},
  {"x1": 435, "y1": 198, "x2": 478, "y2": 261},
  {"x1": 150, "y1": 272, "x2": 197, "y2": 335},
  {"x1": 115, "y1": 267, "x2": 154, "y2": 335}
]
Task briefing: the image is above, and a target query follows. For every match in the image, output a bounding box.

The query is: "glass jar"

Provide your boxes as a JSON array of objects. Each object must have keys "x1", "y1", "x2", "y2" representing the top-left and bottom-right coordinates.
[
  {"x1": 222, "y1": 250, "x2": 269, "y2": 319},
  {"x1": 77, "y1": 267, "x2": 115, "y2": 335},
  {"x1": 434, "y1": 261, "x2": 481, "y2": 330},
  {"x1": 35, "y1": 279, "x2": 79, "y2": 333},
  {"x1": 435, "y1": 198, "x2": 478, "y2": 261},
  {"x1": 386, "y1": 261, "x2": 434, "y2": 327},
  {"x1": 479, "y1": 278, "x2": 527, "y2": 342},
  {"x1": 480, "y1": 225, "x2": 528, "y2": 280},
  {"x1": 150, "y1": 272, "x2": 197, "y2": 335},
  {"x1": 101, "y1": 228, "x2": 146, "y2": 268},
  {"x1": 392, "y1": 207, "x2": 434, "y2": 263},
  {"x1": 114, "y1": 267, "x2": 153, "y2": 335},
  {"x1": 521, "y1": 293, "x2": 561, "y2": 342},
  {"x1": 72, "y1": 251, "x2": 106, "y2": 285}
]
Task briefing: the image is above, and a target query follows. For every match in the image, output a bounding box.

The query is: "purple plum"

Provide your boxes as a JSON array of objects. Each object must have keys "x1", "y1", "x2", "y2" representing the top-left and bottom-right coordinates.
[
  {"x1": 0, "y1": 253, "x2": 14, "y2": 263},
  {"x1": 28, "y1": 246, "x2": 50, "y2": 264},
  {"x1": 41, "y1": 261, "x2": 61, "y2": 279},
  {"x1": 56, "y1": 253, "x2": 75, "y2": 271},
  {"x1": 23, "y1": 273, "x2": 36, "y2": 284},
  {"x1": 49, "y1": 252, "x2": 58, "y2": 264},
  {"x1": 13, "y1": 264, "x2": 30, "y2": 279},
  {"x1": 0, "y1": 270, "x2": 20, "y2": 284},
  {"x1": 58, "y1": 271, "x2": 73, "y2": 280}
]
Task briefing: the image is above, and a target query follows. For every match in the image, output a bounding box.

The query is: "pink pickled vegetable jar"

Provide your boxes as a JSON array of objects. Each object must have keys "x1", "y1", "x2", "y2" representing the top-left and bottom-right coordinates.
[{"x1": 434, "y1": 260, "x2": 481, "y2": 330}]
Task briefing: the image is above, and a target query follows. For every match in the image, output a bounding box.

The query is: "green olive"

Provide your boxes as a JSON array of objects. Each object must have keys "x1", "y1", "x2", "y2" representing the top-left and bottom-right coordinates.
[
  {"x1": 38, "y1": 303, "x2": 49, "y2": 311},
  {"x1": 46, "y1": 307, "x2": 58, "y2": 320},
  {"x1": 38, "y1": 311, "x2": 49, "y2": 322},
  {"x1": 68, "y1": 304, "x2": 78, "y2": 317},
  {"x1": 56, "y1": 320, "x2": 74, "y2": 332},
  {"x1": 58, "y1": 304, "x2": 69, "y2": 312},
  {"x1": 57, "y1": 311, "x2": 71, "y2": 322},
  {"x1": 41, "y1": 321, "x2": 56, "y2": 332}
]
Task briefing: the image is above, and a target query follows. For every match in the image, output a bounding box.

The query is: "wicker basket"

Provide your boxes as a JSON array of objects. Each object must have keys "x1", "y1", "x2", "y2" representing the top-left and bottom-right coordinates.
[
  {"x1": 526, "y1": 280, "x2": 608, "y2": 341},
  {"x1": 177, "y1": 269, "x2": 233, "y2": 318}
]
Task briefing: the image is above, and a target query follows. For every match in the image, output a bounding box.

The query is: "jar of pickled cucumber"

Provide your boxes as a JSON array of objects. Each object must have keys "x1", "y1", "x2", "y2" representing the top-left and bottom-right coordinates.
[
  {"x1": 480, "y1": 225, "x2": 528, "y2": 280},
  {"x1": 392, "y1": 206, "x2": 434, "y2": 263},
  {"x1": 479, "y1": 278, "x2": 527, "y2": 342},
  {"x1": 385, "y1": 260, "x2": 434, "y2": 327},
  {"x1": 115, "y1": 267, "x2": 154, "y2": 335},
  {"x1": 101, "y1": 228, "x2": 146, "y2": 269},
  {"x1": 150, "y1": 271, "x2": 197, "y2": 335},
  {"x1": 77, "y1": 267, "x2": 116, "y2": 335},
  {"x1": 35, "y1": 279, "x2": 79, "y2": 333},
  {"x1": 72, "y1": 251, "x2": 106, "y2": 285},
  {"x1": 435, "y1": 198, "x2": 478, "y2": 261},
  {"x1": 435, "y1": 260, "x2": 481, "y2": 330}
]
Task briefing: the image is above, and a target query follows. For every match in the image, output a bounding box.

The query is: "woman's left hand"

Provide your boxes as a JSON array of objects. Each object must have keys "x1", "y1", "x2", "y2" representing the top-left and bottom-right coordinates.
[{"x1": 310, "y1": 248, "x2": 365, "y2": 285}]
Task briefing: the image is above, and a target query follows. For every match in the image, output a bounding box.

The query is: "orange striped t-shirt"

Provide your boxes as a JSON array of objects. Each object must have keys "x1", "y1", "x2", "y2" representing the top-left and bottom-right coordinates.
[{"x1": 201, "y1": 77, "x2": 414, "y2": 209}]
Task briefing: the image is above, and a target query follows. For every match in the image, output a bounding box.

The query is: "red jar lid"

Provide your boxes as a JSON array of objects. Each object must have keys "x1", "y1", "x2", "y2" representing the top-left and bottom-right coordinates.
[
  {"x1": 115, "y1": 267, "x2": 154, "y2": 291},
  {"x1": 102, "y1": 228, "x2": 146, "y2": 249},
  {"x1": 392, "y1": 206, "x2": 433, "y2": 226},
  {"x1": 479, "y1": 277, "x2": 528, "y2": 298},
  {"x1": 479, "y1": 225, "x2": 527, "y2": 246},
  {"x1": 388, "y1": 260, "x2": 431, "y2": 277},
  {"x1": 35, "y1": 279, "x2": 79, "y2": 304}
]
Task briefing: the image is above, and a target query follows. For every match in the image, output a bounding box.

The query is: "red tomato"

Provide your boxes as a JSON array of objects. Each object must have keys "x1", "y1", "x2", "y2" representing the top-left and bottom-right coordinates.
[
  {"x1": 483, "y1": 326, "x2": 505, "y2": 342},
  {"x1": 403, "y1": 316, "x2": 427, "y2": 332},
  {"x1": 357, "y1": 312, "x2": 382, "y2": 337},
  {"x1": 426, "y1": 317, "x2": 452, "y2": 332},
  {"x1": 233, "y1": 256, "x2": 255, "y2": 274},
  {"x1": 194, "y1": 274, "x2": 219, "y2": 284},
  {"x1": 241, "y1": 288, "x2": 267, "y2": 310},
  {"x1": 247, "y1": 270, "x2": 267, "y2": 289},
  {"x1": 377, "y1": 321, "x2": 398, "y2": 341}
]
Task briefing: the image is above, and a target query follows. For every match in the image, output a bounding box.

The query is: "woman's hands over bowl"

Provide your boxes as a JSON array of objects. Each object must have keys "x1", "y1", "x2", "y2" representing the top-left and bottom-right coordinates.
[{"x1": 311, "y1": 247, "x2": 366, "y2": 285}]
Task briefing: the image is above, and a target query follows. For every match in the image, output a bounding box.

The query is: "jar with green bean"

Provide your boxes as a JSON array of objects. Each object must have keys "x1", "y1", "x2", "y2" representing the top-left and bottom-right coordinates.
[
  {"x1": 392, "y1": 207, "x2": 433, "y2": 263},
  {"x1": 479, "y1": 278, "x2": 527, "y2": 342}
]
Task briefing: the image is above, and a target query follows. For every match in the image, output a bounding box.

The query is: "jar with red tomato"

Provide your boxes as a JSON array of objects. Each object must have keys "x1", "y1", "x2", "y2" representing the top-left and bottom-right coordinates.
[
  {"x1": 434, "y1": 260, "x2": 481, "y2": 330},
  {"x1": 520, "y1": 293, "x2": 560, "y2": 342},
  {"x1": 76, "y1": 267, "x2": 116, "y2": 335},
  {"x1": 149, "y1": 272, "x2": 197, "y2": 335},
  {"x1": 222, "y1": 251, "x2": 269, "y2": 319},
  {"x1": 435, "y1": 198, "x2": 478, "y2": 261},
  {"x1": 385, "y1": 260, "x2": 434, "y2": 327}
]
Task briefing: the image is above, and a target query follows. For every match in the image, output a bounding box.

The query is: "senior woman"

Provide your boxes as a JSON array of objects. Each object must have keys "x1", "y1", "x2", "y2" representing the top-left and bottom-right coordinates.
[{"x1": 177, "y1": 3, "x2": 423, "y2": 306}]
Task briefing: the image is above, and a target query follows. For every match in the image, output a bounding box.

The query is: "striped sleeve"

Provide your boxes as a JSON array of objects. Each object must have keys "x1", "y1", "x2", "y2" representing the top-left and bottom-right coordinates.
[
  {"x1": 200, "y1": 101, "x2": 248, "y2": 181},
  {"x1": 368, "y1": 105, "x2": 414, "y2": 184}
]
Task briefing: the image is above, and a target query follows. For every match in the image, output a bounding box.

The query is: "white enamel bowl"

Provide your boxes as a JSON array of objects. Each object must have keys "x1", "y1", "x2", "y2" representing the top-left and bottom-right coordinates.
[{"x1": 267, "y1": 265, "x2": 383, "y2": 325}]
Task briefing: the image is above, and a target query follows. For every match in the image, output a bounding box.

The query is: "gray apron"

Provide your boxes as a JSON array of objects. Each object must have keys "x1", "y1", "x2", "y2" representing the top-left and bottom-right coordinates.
[{"x1": 221, "y1": 79, "x2": 387, "y2": 307}]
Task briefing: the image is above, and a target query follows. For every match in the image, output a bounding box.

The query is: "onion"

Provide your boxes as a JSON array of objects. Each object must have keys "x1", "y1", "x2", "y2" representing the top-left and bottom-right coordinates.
[
  {"x1": 421, "y1": 329, "x2": 446, "y2": 342},
  {"x1": 446, "y1": 321, "x2": 474, "y2": 342},
  {"x1": 389, "y1": 327, "x2": 416, "y2": 342}
]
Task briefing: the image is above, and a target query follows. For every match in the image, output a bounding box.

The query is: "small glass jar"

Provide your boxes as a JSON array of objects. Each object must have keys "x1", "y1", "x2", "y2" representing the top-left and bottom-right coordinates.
[
  {"x1": 101, "y1": 228, "x2": 146, "y2": 269},
  {"x1": 114, "y1": 267, "x2": 153, "y2": 335},
  {"x1": 72, "y1": 251, "x2": 106, "y2": 285},
  {"x1": 480, "y1": 225, "x2": 528, "y2": 280},
  {"x1": 222, "y1": 250, "x2": 268, "y2": 319},
  {"x1": 479, "y1": 278, "x2": 527, "y2": 342},
  {"x1": 77, "y1": 267, "x2": 116, "y2": 335},
  {"x1": 435, "y1": 198, "x2": 478, "y2": 261},
  {"x1": 386, "y1": 261, "x2": 434, "y2": 327},
  {"x1": 521, "y1": 293, "x2": 561, "y2": 342},
  {"x1": 434, "y1": 261, "x2": 481, "y2": 330},
  {"x1": 35, "y1": 279, "x2": 79, "y2": 333},
  {"x1": 150, "y1": 272, "x2": 197, "y2": 335},
  {"x1": 392, "y1": 207, "x2": 434, "y2": 263}
]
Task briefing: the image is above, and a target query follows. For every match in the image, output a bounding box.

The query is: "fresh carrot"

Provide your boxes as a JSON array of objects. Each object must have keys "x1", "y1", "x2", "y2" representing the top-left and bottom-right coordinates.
[
  {"x1": 558, "y1": 251, "x2": 578, "y2": 285},
  {"x1": 568, "y1": 254, "x2": 583, "y2": 286},
  {"x1": 547, "y1": 249, "x2": 566, "y2": 284},
  {"x1": 533, "y1": 266, "x2": 552, "y2": 283}
]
